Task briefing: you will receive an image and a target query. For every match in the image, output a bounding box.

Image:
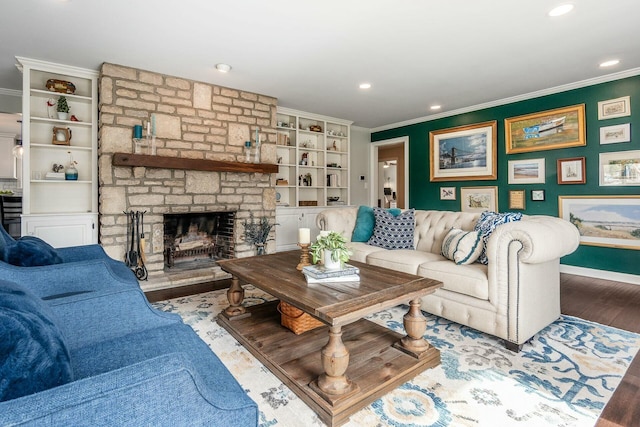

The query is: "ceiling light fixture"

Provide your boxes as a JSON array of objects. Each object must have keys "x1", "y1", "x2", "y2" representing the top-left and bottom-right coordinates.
[
  {"x1": 430, "y1": 105, "x2": 441, "y2": 110},
  {"x1": 548, "y1": 4, "x2": 574, "y2": 17},
  {"x1": 599, "y1": 59, "x2": 620, "y2": 68},
  {"x1": 359, "y1": 83, "x2": 371, "y2": 89},
  {"x1": 215, "y1": 63, "x2": 231, "y2": 73}
]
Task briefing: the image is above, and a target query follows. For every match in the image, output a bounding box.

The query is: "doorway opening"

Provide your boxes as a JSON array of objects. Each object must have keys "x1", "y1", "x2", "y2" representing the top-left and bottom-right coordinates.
[{"x1": 370, "y1": 137, "x2": 409, "y2": 209}]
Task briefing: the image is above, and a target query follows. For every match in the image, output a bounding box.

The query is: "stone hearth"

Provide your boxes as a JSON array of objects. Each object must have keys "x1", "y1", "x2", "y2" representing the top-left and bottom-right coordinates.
[{"x1": 97, "y1": 63, "x2": 277, "y2": 291}]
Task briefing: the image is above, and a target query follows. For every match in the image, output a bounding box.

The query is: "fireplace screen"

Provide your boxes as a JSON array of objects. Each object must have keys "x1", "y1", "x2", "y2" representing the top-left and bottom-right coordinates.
[{"x1": 164, "y1": 211, "x2": 235, "y2": 269}]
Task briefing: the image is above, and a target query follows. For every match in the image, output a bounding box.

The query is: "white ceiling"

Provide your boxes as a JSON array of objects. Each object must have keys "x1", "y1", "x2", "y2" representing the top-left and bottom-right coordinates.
[{"x1": 1, "y1": 0, "x2": 639, "y2": 129}]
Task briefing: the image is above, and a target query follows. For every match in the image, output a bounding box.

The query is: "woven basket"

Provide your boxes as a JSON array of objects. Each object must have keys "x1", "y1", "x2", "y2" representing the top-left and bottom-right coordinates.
[{"x1": 277, "y1": 301, "x2": 324, "y2": 335}]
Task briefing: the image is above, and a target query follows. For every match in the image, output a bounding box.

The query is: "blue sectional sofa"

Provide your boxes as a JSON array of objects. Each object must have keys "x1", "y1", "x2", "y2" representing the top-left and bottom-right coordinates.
[{"x1": 0, "y1": 227, "x2": 258, "y2": 426}]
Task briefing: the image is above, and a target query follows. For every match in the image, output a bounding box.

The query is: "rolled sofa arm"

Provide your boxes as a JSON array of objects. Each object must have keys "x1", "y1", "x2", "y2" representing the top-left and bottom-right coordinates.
[
  {"x1": 0, "y1": 353, "x2": 259, "y2": 427},
  {"x1": 485, "y1": 215, "x2": 580, "y2": 264},
  {"x1": 316, "y1": 207, "x2": 359, "y2": 240}
]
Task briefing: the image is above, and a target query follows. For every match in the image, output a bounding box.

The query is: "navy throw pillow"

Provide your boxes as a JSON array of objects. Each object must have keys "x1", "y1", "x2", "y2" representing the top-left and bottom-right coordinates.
[
  {"x1": 352, "y1": 206, "x2": 404, "y2": 242},
  {"x1": 0, "y1": 279, "x2": 73, "y2": 401},
  {"x1": 368, "y1": 208, "x2": 415, "y2": 250},
  {"x1": 3, "y1": 236, "x2": 63, "y2": 267},
  {"x1": 473, "y1": 211, "x2": 523, "y2": 264}
]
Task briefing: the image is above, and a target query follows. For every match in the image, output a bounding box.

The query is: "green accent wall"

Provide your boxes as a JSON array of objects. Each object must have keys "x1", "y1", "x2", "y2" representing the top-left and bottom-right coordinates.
[{"x1": 372, "y1": 75, "x2": 640, "y2": 276}]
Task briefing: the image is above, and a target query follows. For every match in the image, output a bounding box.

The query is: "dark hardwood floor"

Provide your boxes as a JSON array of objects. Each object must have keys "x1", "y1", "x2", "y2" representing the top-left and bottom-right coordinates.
[
  {"x1": 560, "y1": 273, "x2": 640, "y2": 427},
  {"x1": 146, "y1": 273, "x2": 640, "y2": 427}
]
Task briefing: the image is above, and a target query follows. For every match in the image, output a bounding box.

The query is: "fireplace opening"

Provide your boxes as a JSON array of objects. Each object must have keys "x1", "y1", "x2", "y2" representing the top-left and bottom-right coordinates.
[{"x1": 164, "y1": 211, "x2": 236, "y2": 270}]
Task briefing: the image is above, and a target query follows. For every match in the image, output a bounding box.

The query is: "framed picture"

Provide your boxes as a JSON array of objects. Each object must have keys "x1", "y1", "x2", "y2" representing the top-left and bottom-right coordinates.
[
  {"x1": 599, "y1": 150, "x2": 640, "y2": 186},
  {"x1": 507, "y1": 158, "x2": 545, "y2": 184},
  {"x1": 429, "y1": 121, "x2": 497, "y2": 182},
  {"x1": 559, "y1": 195, "x2": 640, "y2": 249},
  {"x1": 531, "y1": 190, "x2": 545, "y2": 201},
  {"x1": 508, "y1": 190, "x2": 526, "y2": 210},
  {"x1": 597, "y1": 96, "x2": 631, "y2": 120},
  {"x1": 600, "y1": 123, "x2": 631, "y2": 144},
  {"x1": 440, "y1": 187, "x2": 456, "y2": 200},
  {"x1": 460, "y1": 186, "x2": 497, "y2": 213},
  {"x1": 557, "y1": 157, "x2": 586, "y2": 184},
  {"x1": 505, "y1": 104, "x2": 586, "y2": 154},
  {"x1": 52, "y1": 127, "x2": 71, "y2": 146}
]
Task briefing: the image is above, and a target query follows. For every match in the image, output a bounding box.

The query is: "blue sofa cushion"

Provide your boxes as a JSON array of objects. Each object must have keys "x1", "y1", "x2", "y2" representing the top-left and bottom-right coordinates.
[
  {"x1": 352, "y1": 206, "x2": 402, "y2": 242},
  {"x1": 3, "y1": 236, "x2": 63, "y2": 267},
  {"x1": 0, "y1": 279, "x2": 73, "y2": 401},
  {"x1": 368, "y1": 207, "x2": 415, "y2": 250}
]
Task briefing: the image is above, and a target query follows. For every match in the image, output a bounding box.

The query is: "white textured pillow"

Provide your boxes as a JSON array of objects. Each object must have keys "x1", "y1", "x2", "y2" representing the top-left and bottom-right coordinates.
[{"x1": 441, "y1": 228, "x2": 483, "y2": 265}]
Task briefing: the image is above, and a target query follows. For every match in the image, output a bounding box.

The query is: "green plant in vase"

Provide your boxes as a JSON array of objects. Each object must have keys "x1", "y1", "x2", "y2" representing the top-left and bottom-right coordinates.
[
  {"x1": 243, "y1": 213, "x2": 277, "y2": 255},
  {"x1": 309, "y1": 231, "x2": 351, "y2": 270},
  {"x1": 56, "y1": 96, "x2": 70, "y2": 120}
]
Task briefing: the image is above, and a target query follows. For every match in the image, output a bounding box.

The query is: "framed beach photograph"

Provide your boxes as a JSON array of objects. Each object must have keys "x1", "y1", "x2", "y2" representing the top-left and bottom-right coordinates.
[
  {"x1": 429, "y1": 121, "x2": 497, "y2": 182},
  {"x1": 599, "y1": 150, "x2": 640, "y2": 186},
  {"x1": 508, "y1": 158, "x2": 545, "y2": 184},
  {"x1": 557, "y1": 157, "x2": 586, "y2": 184},
  {"x1": 597, "y1": 96, "x2": 631, "y2": 120},
  {"x1": 559, "y1": 195, "x2": 640, "y2": 249},
  {"x1": 460, "y1": 186, "x2": 497, "y2": 213},
  {"x1": 600, "y1": 123, "x2": 631, "y2": 145},
  {"x1": 440, "y1": 187, "x2": 456, "y2": 200},
  {"x1": 505, "y1": 104, "x2": 586, "y2": 154}
]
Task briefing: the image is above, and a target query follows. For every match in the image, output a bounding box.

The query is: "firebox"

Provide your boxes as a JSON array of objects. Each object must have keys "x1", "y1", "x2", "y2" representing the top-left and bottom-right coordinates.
[{"x1": 163, "y1": 211, "x2": 236, "y2": 270}]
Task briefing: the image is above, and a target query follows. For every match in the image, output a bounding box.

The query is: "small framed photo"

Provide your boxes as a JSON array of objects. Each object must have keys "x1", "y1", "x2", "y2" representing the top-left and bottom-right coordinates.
[
  {"x1": 600, "y1": 123, "x2": 631, "y2": 144},
  {"x1": 557, "y1": 157, "x2": 586, "y2": 184},
  {"x1": 599, "y1": 150, "x2": 640, "y2": 186},
  {"x1": 460, "y1": 186, "x2": 498, "y2": 213},
  {"x1": 531, "y1": 190, "x2": 545, "y2": 201},
  {"x1": 508, "y1": 190, "x2": 526, "y2": 210},
  {"x1": 598, "y1": 96, "x2": 631, "y2": 120},
  {"x1": 440, "y1": 187, "x2": 456, "y2": 200},
  {"x1": 52, "y1": 127, "x2": 71, "y2": 146},
  {"x1": 508, "y1": 158, "x2": 545, "y2": 184}
]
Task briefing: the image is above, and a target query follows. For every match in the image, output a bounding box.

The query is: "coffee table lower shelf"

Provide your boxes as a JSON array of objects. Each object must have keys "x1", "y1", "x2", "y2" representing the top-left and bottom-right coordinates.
[{"x1": 217, "y1": 300, "x2": 440, "y2": 427}]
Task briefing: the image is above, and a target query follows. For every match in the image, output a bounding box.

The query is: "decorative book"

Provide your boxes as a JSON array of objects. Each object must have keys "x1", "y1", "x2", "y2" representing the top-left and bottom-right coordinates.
[
  {"x1": 304, "y1": 274, "x2": 360, "y2": 284},
  {"x1": 302, "y1": 263, "x2": 360, "y2": 279}
]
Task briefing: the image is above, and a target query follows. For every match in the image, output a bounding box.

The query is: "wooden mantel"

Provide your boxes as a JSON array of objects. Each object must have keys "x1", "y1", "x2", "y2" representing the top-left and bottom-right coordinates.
[{"x1": 112, "y1": 153, "x2": 279, "y2": 174}]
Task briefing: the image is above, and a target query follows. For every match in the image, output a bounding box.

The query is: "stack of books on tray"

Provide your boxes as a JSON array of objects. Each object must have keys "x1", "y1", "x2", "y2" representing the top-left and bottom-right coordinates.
[{"x1": 302, "y1": 264, "x2": 360, "y2": 284}]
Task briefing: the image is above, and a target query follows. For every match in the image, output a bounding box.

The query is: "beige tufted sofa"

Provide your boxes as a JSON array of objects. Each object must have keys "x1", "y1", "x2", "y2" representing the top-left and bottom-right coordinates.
[{"x1": 316, "y1": 207, "x2": 580, "y2": 351}]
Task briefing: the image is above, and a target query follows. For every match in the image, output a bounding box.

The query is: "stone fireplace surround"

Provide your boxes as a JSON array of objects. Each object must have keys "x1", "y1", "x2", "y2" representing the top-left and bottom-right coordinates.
[{"x1": 98, "y1": 63, "x2": 277, "y2": 291}]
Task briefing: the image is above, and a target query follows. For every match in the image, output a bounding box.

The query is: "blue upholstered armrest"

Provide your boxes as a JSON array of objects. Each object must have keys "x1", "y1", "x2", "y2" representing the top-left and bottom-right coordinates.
[{"x1": 0, "y1": 353, "x2": 259, "y2": 427}]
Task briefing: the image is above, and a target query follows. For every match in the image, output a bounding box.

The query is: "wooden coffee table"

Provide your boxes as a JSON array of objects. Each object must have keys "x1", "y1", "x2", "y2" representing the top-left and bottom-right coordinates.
[{"x1": 217, "y1": 251, "x2": 442, "y2": 427}]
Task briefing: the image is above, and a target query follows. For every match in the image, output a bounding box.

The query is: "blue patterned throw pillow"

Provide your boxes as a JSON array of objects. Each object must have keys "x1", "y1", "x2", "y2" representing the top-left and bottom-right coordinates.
[
  {"x1": 368, "y1": 208, "x2": 415, "y2": 250},
  {"x1": 474, "y1": 211, "x2": 523, "y2": 265},
  {"x1": 441, "y1": 228, "x2": 483, "y2": 265}
]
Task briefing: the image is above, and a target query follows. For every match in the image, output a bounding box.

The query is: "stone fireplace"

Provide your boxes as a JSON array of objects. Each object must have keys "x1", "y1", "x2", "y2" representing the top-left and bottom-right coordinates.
[
  {"x1": 164, "y1": 211, "x2": 235, "y2": 269},
  {"x1": 97, "y1": 63, "x2": 278, "y2": 291}
]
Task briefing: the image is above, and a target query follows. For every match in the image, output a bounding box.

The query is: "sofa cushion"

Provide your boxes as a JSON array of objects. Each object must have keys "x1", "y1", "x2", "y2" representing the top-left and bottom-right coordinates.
[
  {"x1": 418, "y1": 261, "x2": 489, "y2": 300},
  {"x1": 347, "y1": 242, "x2": 387, "y2": 263},
  {"x1": 0, "y1": 279, "x2": 73, "y2": 401},
  {"x1": 352, "y1": 206, "x2": 401, "y2": 242},
  {"x1": 474, "y1": 211, "x2": 523, "y2": 265},
  {"x1": 368, "y1": 208, "x2": 415, "y2": 250},
  {"x1": 3, "y1": 236, "x2": 63, "y2": 267},
  {"x1": 367, "y1": 249, "x2": 444, "y2": 275},
  {"x1": 441, "y1": 228, "x2": 483, "y2": 265}
]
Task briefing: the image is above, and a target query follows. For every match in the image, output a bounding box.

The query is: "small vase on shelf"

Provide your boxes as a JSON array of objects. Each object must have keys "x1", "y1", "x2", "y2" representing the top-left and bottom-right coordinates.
[{"x1": 65, "y1": 151, "x2": 78, "y2": 181}]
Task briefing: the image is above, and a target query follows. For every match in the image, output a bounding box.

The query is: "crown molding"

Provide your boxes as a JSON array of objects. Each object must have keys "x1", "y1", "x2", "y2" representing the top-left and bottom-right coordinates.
[{"x1": 371, "y1": 68, "x2": 640, "y2": 133}]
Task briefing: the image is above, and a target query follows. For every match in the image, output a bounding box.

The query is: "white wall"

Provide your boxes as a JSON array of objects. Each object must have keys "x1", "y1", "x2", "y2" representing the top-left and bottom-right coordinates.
[
  {"x1": 0, "y1": 89, "x2": 21, "y2": 114},
  {"x1": 349, "y1": 126, "x2": 371, "y2": 206}
]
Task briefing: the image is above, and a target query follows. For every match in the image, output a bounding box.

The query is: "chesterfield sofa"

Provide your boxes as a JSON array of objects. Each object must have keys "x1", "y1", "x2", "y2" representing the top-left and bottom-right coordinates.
[{"x1": 317, "y1": 207, "x2": 580, "y2": 351}]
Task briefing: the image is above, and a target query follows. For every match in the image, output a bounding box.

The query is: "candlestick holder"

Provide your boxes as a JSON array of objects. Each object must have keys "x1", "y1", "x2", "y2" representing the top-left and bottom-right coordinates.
[{"x1": 297, "y1": 243, "x2": 311, "y2": 271}]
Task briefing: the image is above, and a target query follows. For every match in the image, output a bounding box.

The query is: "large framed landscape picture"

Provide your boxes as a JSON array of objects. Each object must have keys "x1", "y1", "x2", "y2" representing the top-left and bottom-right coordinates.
[
  {"x1": 429, "y1": 121, "x2": 497, "y2": 182},
  {"x1": 559, "y1": 195, "x2": 640, "y2": 249},
  {"x1": 505, "y1": 104, "x2": 586, "y2": 154}
]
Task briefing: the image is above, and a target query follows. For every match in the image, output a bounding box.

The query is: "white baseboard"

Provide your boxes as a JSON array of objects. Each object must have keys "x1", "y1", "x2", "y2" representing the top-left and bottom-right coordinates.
[{"x1": 560, "y1": 264, "x2": 640, "y2": 285}]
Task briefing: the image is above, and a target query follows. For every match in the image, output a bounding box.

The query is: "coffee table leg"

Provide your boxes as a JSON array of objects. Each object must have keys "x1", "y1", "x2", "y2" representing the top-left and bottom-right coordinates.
[
  {"x1": 223, "y1": 276, "x2": 247, "y2": 317},
  {"x1": 316, "y1": 326, "x2": 357, "y2": 397},
  {"x1": 396, "y1": 299, "x2": 431, "y2": 357}
]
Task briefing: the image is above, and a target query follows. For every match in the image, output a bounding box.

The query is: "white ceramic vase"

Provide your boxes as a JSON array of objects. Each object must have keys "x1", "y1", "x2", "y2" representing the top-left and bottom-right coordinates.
[{"x1": 323, "y1": 249, "x2": 341, "y2": 270}]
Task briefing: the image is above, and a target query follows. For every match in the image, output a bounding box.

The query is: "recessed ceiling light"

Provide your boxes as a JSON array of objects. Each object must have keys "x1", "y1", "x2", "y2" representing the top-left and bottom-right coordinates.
[
  {"x1": 359, "y1": 83, "x2": 371, "y2": 89},
  {"x1": 430, "y1": 105, "x2": 442, "y2": 110},
  {"x1": 600, "y1": 59, "x2": 620, "y2": 68},
  {"x1": 548, "y1": 4, "x2": 574, "y2": 17},
  {"x1": 215, "y1": 63, "x2": 231, "y2": 73}
]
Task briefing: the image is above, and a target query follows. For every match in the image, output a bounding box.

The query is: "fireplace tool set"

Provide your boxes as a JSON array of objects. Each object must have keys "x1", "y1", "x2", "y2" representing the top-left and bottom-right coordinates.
[{"x1": 124, "y1": 210, "x2": 148, "y2": 280}]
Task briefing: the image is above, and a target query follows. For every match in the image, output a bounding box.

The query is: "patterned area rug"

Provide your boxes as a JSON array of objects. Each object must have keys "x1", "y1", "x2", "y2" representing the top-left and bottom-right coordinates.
[{"x1": 153, "y1": 286, "x2": 640, "y2": 427}]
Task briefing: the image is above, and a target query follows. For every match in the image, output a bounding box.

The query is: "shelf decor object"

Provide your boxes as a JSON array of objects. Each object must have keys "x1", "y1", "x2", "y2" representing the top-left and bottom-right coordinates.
[{"x1": 52, "y1": 127, "x2": 71, "y2": 145}]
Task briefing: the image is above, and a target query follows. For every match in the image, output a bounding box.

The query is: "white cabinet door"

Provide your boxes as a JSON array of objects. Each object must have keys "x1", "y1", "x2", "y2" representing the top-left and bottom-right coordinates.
[
  {"x1": 275, "y1": 207, "x2": 323, "y2": 252},
  {"x1": 23, "y1": 213, "x2": 98, "y2": 247}
]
